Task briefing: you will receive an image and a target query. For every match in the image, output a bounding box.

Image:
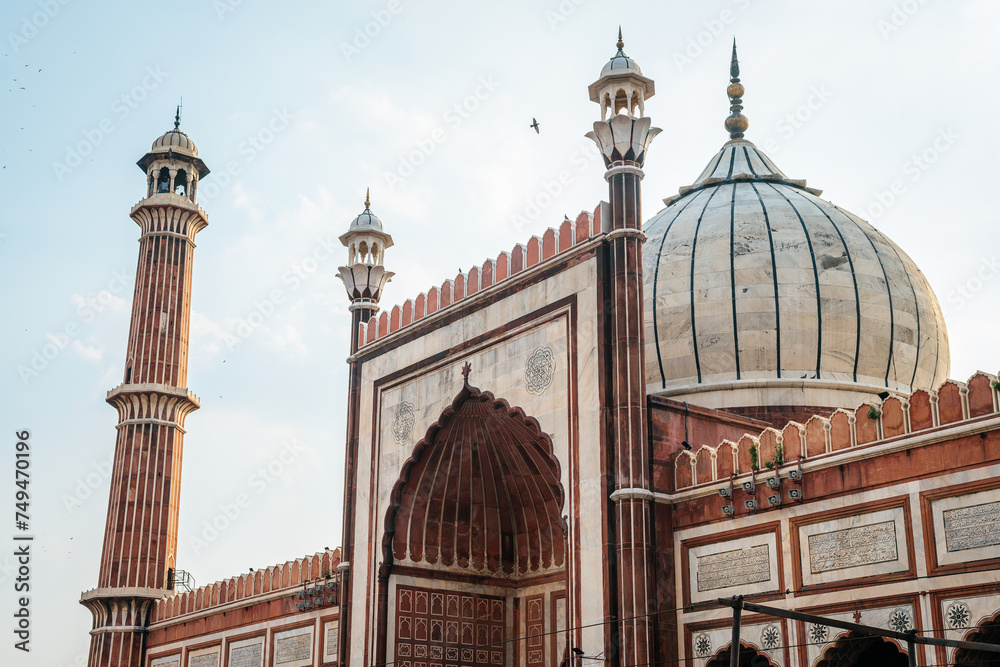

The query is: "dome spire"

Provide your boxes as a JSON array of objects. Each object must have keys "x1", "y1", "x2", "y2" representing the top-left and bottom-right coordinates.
[
  {"x1": 725, "y1": 39, "x2": 749, "y2": 140},
  {"x1": 616, "y1": 26, "x2": 624, "y2": 53},
  {"x1": 364, "y1": 187, "x2": 371, "y2": 211},
  {"x1": 174, "y1": 98, "x2": 182, "y2": 130}
]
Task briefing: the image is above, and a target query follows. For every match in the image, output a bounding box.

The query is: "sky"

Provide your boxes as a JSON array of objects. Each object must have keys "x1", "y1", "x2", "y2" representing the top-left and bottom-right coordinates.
[{"x1": 1, "y1": 1, "x2": 999, "y2": 665}]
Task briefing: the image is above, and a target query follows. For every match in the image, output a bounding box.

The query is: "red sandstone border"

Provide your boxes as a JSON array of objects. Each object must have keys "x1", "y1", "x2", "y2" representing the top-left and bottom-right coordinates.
[{"x1": 357, "y1": 205, "x2": 608, "y2": 349}]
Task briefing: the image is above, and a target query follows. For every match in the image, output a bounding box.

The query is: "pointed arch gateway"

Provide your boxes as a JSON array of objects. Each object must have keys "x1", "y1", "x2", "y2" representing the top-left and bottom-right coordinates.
[{"x1": 378, "y1": 370, "x2": 569, "y2": 667}]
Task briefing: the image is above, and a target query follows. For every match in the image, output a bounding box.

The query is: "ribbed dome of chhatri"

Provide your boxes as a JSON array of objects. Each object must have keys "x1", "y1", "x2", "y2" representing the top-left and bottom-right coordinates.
[
  {"x1": 641, "y1": 45, "x2": 949, "y2": 412},
  {"x1": 348, "y1": 188, "x2": 386, "y2": 233},
  {"x1": 601, "y1": 28, "x2": 643, "y2": 78},
  {"x1": 150, "y1": 109, "x2": 198, "y2": 157}
]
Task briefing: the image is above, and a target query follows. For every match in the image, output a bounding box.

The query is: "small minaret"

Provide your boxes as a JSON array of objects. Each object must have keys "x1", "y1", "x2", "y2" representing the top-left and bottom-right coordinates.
[
  {"x1": 337, "y1": 189, "x2": 394, "y2": 353},
  {"x1": 81, "y1": 110, "x2": 210, "y2": 667},
  {"x1": 335, "y1": 190, "x2": 393, "y2": 665},
  {"x1": 585, "y1": 29, "x2": 660, "y2": 667}
]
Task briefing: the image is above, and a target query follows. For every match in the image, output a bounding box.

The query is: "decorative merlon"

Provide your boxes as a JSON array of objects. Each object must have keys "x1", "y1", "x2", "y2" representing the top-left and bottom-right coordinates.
[
  {"x1": 672, "y1": 370, "x2": 1000, "y2": 492},
  {"x1": 149, "y1": 548, "x2": 341, "y2": 623},
  {"x1": 356, "y1": 204, "x2": 611, "y2": 350}
]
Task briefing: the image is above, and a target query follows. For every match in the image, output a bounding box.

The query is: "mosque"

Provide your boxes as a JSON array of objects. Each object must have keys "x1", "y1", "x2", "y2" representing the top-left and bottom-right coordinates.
[{"x1": 80, "y1": 33, "x2": 1000, "y2": 667}]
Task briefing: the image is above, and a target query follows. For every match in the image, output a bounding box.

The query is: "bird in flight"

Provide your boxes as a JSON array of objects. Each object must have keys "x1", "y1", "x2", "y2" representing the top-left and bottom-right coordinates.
[{"x1": 530, "y1": 118, "x2": 540, "y2": 134}]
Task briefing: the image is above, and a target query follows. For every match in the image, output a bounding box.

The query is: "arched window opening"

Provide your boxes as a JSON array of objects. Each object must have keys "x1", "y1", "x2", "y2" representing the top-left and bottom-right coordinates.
[
  {"x1": 631, "y1": 91, "x2": 642, "y2": 117},
  {"x1": 613, "y1": 88, "x2": 629, "y2": 116},
  {"x1": 706, "y1": 642, "x2": 778, "y2": 667},
  {"x1": 156, "y1": 167, "x2": 170, "y2": 194},
  {"x1": 174, "y1": 169, "x2": 188, "y2": 196},
  {"x1": 370, "y1": 243, "x2": 379, "y2": 265},
  {"x1": 358, "y1": 241, "x2": 369, "y2": 264},
  {"x1": 953, "y1": 611, "x2": 1000, "y2": 666},
  {"x1": 603, "y1": 93, "x2": 612, "y2": 120},
  {"x1": 815, "y1": 631, "x2": 908, "y2": 667}
]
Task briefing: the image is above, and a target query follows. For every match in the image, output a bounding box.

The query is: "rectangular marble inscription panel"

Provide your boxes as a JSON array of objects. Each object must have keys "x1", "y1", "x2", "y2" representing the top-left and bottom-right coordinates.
[
  {"x1": 325, "y1": 621, "x2": 339, "y2": 660},
  {"x1": 697, "y1": 544, "x2": 771, "y2": 592},
  {"x1": 151, "y1": 658, "x2": 180, "y2": 667},
  {"x1": 189, "y1": 653, "x2": 219, "y2": 667},
  {"x1": 943, "y1": 502, "x2": 1000, "y2": 552},
  {"x1": 230, "y1": 643, "x2": 263, "y2": 667},
  {"x1": 188, "y1": 652, "x2": 219, "y2": 667},
  {"x1": 275, "y1": 634, "x2": 311, "y2": 664},
  {"x1": 808, "y1": 521, "x2": 897, "y2": 573}
]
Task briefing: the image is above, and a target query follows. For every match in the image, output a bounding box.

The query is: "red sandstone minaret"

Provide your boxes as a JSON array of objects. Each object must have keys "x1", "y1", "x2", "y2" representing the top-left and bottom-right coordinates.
[
  {"x1": 586, "y1": 29, "x2": 660, "y2": 667},
  {"x1": 80, "y1": 110, "x2": 210, "y2": 667}
]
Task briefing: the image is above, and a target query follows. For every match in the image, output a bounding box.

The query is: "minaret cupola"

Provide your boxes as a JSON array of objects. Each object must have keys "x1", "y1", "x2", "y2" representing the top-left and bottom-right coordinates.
[
  {"x1": 337, "y1": 189, "x2": 394, "y2": 328},
  {"x1": 136, "y1": 106, "x2": 210, "y2": 202},
  {"x1": 587, "y1": 28, "x2": 656, "y2": 119}
]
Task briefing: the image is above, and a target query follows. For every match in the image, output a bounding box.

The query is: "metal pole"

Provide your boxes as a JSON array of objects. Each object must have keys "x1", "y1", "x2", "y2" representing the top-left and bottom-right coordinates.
[
  {"x1": 906, "y1": 629, "x2": 917, "y2": 667},
  {"x1": 716, "y1": 598, "x2": 1000, "y2": 654},
  {"x1": 729, "y1": 596, "x2": 743, "y2": 667}
]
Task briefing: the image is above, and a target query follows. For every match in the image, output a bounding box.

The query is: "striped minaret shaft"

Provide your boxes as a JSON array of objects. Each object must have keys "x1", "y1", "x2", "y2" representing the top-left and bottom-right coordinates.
[
  {"x1": 82, "y1": 116, "x2": 209, "y2": 667},
  {"x1": 586, "y1": 29, "x2": 661, "y2": 667}
]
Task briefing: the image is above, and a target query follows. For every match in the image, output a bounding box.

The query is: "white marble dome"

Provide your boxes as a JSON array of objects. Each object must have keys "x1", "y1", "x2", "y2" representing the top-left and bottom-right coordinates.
[
  {"x1": 150, "y1": 128, "x2": 198, "y2": 157},
  {"x1": 642, "y1": 138, "x2": 950, "y2": 410}
]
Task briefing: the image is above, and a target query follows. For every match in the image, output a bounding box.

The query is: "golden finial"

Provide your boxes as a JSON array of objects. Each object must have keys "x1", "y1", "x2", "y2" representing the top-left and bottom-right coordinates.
[
  {"x1": 616, "y1": 26, "x2": 624, "y2": 53},
  {"x1": 724, "y1": 39, "x2": 749, "y2": 140},
  {"x1": 364, "y1": 187, "x2": 371, "y2": 210}
]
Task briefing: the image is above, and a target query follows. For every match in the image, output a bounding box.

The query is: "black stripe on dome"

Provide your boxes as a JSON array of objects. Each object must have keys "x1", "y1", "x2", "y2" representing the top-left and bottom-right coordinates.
[
  {"x1": 725, "y1": 147, "x2": 737, "y2": 180},
  {"x1": 729, "y1": 183, "x2": 741, "y2": 379},
  {"x1": 870, "y1": 226, "x2": 922, "y2": 392},
  {"x1": 749, "y1": 182, "x2": 782, "y2": 378},
  {"x1": 766, "y1": 183, "x2": 823, "y2": 379},
  {"x1": 651, "y1": 190, "x2": 707, "y2": 388},
  {"x1": 690, "y1": 186, "x2": 725, "y2": 384},
  {"x1": 742, "y1": 146, "x2": 758, "y2": 177},
  {"x1": 831, "y1": 204, "x2": 896, "y2": 387},
  {"x1": 789, "y1": 189, "x2": 862, "y2": 383}
]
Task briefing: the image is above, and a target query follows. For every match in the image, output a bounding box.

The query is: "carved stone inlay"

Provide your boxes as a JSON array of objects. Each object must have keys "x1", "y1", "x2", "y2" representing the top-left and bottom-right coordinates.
[
  {"x1": 695, "y1": 633, "x2": 712, "y2": 657},
  {"x1": 943, "y1": 501, "x2": 1000, "y2": 552},
  {"x1": 947, "y1": 601, "x2": 971, "y2": 629},
  {"x1": 696, "y1": 544, "x2": 771, "y2": 592},
  {"x1": 808, "y1": 521, "x2": 897, "y2": 573},
  {"x1": 888, "y1": 608, "x2": 911, "y2": 633},
  {"x1": 761, "y1": 624, "x2": 780, "y2": 650},
  {"x1": 275, "y1": 633, "x2": 311, "y2": 664},
  {"x1": 393, "y1": 402, "x2": 415, "y2": 443},
  {"x1": 230, "y1": 643, "x2": 263, "y2": 667},
  {"x1": 525, "y1": 347, "x2": 555, "y2": 395}
]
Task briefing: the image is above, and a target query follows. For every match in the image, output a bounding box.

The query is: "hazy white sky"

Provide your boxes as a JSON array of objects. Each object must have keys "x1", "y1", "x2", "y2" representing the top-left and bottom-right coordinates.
[{"x1": 2, "y1": 1, "x2": 999, "y2": 665}]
